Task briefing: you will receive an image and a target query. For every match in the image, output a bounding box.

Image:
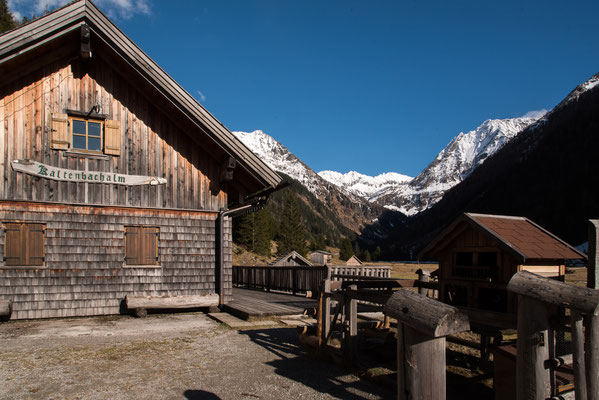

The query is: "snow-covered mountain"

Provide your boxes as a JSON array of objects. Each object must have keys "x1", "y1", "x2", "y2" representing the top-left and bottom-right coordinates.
[
  {"x1": 232, "y1": 130, "x2": 381, "y2": 232},
  {"x1": 318, "y1": 117, "x2": 538, "y2": 215},
  {"x1": 318, "y1": 171, "x2": 413, "y2": 201}
]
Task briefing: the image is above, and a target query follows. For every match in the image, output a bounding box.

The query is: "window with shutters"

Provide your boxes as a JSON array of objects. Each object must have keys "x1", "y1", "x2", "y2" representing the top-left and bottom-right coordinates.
[
  {"x1": 124, "y1": 226, "x2": 159, "y2": 266},
  {"x1": 70, "y1": 116, "x2": 104, "y2": 153},
  {"x1": 50, "y1": 113, "x2": 121, "y2": 156},
  {"x1": 3, "y1": 223, "x2": 45, "y2": 267}
]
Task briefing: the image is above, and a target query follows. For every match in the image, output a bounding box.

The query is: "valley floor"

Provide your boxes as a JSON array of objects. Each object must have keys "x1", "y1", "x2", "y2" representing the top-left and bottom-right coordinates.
[{"x1": 0, "y1": 313, "x2": 392, "y2": 400}]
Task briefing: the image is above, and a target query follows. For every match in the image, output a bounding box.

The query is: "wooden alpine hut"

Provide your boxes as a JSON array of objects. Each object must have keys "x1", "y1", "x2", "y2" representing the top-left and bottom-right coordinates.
[
  {"x1": 0, "y1": 0, "x2": 282, "y2": 320},
  {"x1": 419, "y1": 213, "x2": 586, "y2": 313}
]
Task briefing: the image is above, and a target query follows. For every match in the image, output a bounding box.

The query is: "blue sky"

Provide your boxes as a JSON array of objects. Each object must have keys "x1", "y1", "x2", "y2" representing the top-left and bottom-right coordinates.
[{"x1": 9, "y1": 0, "x2": 599, "y2": 177}]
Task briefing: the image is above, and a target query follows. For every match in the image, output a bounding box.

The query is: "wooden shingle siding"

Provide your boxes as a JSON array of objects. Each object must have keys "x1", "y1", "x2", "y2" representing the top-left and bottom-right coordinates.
[
  {"x1": 0, "y1": 202, "x2": 232, "y2": 320},
  {"x1": 0, "y1": 56, "x2": 227, "y2": 211}
]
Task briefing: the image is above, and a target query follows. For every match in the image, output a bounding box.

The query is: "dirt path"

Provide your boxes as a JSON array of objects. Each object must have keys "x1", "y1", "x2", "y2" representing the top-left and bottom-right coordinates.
[{"x1": 0, "y1": 313, "x2": 392, "y2": 400}]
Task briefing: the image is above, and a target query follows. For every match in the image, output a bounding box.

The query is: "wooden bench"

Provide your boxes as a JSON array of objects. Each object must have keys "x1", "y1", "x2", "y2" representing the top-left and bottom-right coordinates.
[{"x1": 126, "y1": 294, "x2": 219, "y2": 318}]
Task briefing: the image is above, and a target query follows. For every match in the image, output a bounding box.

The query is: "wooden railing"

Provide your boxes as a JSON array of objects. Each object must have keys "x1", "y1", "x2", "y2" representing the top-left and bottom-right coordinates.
[
  {"x1": 232, "y1": 265, "x2": 328, "y2": 296},
  {"x1": 232, "y1": 264, "x2": 394, "y2": 296}
]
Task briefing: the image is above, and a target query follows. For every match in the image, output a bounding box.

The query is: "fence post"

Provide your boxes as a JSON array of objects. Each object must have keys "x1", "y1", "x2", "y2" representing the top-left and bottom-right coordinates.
[
  {"x1": 589, "y1": 220, "x2": 599, "y2": 290},
  {"x1": 585, "y1": 314, "x2": 599, "y2": 400},
  {"x1": 508, "y1": 271, "x2": 599, "y2": 400},
  {"x1": 344, "y1": 284, "x2": 358, "y2": 363},
  {"x1": 571, "y1": 310, "x2": 587, "y2": 400},
  {"x1": 416, "y1": 269, "x2": 430, "y2": 296},
  {"x1": 321, "y1": 279, "x2": 332, "y2": 345},
  {"x1": 384, "y1": 289, "x2": 470, "y2": 400},
  {"x1": 516, "y1": 295, "x2": 553, "y2": 400}
]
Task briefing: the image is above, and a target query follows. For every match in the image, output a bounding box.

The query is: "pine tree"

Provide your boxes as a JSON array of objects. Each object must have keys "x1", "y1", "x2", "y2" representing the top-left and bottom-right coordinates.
[
  {"x1": 339, "y1": 238, "x2": 353, "y2": 261},
  {"x1": 373, "y1": 246, "x2": 382, "y2": 261},
  {"x1": 233, "y1": 209, "x2": 273, "y2": 257},
  {"x1": 363, "y1": 250, "x2": 371, "y2": 262},
  {"x1": 276, "y1": 193, "x2": 307, "y2": 256},
  {"x1": 0, "y1": 0, "x2": 17, "y2": 34}
]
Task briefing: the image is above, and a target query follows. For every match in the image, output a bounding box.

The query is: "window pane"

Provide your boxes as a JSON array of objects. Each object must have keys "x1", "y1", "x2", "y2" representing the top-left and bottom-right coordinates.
[
  {"x1": 88, "y1": 137, "x2": 102, "y2": 151},
  {"x1": 478, "y1": 252, "x2": 497, "y2": 267},
  {"x1": 72, "y1": 120, "x2": 86, "y2": 134},
  {"x1": 73, "y1": 135, "x2": 86, "y2": 149},
  {"x1": 88, "y1": 122, "x2": 102, "y2": 137},
  {"x1": 456, "y1": 252, "x2": 473, "y2": 266}
]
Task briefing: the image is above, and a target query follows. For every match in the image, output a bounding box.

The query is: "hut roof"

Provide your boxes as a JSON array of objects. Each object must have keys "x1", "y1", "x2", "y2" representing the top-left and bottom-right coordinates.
[
  {"x1": 419, "y1": 213, "x2": 586, "y2": 263},
  {"x1": 0, "y1": 0, "x2": 282, "y2": 195},
  {"x1": 270, "y1": 251, "x2": 313, "y2": 267},
  {"x1": 346, "y1": 255, "x2": 363, "y2": 265}
]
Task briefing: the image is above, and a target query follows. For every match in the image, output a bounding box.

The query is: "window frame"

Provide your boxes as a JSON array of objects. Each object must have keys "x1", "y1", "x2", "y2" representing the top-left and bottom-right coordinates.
[
  {"x1": 69, "y1": 116, "x2": 104, "y2": 154},
  {"x1": 2, "y1": 222, "x2": 45, "y2": 268},
  {"x1": 124, "y1": 226, "x2": 160, "y2": 267}
]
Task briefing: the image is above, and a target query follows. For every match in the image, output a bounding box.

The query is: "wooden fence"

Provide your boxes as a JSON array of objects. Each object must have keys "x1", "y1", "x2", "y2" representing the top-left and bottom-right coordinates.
[
  {"x1": 232, "y1": 265, "x2": 328, "y2": 296},
  {"x1": 232, "y1": 264, "x2": 392, "y2": 296}
]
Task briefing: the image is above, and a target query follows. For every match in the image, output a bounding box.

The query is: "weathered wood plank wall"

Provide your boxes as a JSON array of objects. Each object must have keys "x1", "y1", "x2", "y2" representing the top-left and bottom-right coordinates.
[
  {"x1": 0, "y1": 56, "x2": 227, "y2": 211},
  {"x1": 0, "y1": 202, "x2": 233, "y2": 319}
]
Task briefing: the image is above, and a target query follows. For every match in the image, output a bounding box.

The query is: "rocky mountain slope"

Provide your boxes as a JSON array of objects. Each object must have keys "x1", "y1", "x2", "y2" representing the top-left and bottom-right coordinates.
[
  {"x1": 232, "y1": 130, "x2": 381, "y2": 233},
  {"x1": 366, "y1": 72, "x2": 599, "y2": 258},
  {"x1": 320, "y1": 117, "x2": 537, "y2": 215}
]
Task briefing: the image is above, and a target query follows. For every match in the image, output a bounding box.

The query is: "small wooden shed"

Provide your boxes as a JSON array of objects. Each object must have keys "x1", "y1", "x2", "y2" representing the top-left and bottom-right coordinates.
[
  {"x1": 309, "y1": 250, "x2": 332, "y2": 265},
  {"x1": 419, "y1": 213, "x2": 586, "y2": 313},
  {"x1": 270, "y1": 251, "x2": 312, "y2": 267}
]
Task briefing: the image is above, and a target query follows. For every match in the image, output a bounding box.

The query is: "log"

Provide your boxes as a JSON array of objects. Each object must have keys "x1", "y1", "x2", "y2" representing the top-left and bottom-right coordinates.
[
  {"x1": 384, "y1": 289, "x2": 470, "y2": 338},
  {"x1": 126, "y1": 294, "x2": 219, "y2": 310},
  {"x1": 507, "y1": 271, "x2": 599, "y2": 315},
  {"x1": 0, "y1": 299, "x2": 12, "y2": 318}
]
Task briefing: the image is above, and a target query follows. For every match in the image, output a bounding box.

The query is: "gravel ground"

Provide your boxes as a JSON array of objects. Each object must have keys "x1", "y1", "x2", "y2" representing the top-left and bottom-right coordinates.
[{"x1": 0, "y1": 313, "x2": 393, "y2": 400}]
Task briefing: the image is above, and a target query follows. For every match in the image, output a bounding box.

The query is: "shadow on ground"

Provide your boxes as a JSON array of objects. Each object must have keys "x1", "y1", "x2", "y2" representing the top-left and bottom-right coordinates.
[
  {"x1": 183, "y1": 389, "x2": 221, "y2": 400},
  {"x1": 239, "y1": 327, "x2": 394, "y2": 400}
]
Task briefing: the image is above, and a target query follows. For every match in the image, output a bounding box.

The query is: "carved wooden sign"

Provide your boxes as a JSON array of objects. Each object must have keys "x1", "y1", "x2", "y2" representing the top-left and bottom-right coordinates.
[{"x1": 11, "y1": 160, "x2": 167, "y2": 186}]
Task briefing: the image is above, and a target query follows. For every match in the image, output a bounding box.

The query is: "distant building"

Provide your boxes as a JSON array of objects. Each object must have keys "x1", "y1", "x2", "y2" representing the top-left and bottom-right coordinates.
[
  {"x1": 419, "y1": 213, "x2": 586, "y2": 313},
  {"x1": 270, "y1": 251, "x2": 313, "y2": 267},
  {"x1": 346, "y1": 255, "x2": 363, "y2": 266},
  {"x1": 310, "y1": 250, "x2": 332, "y2": 265}
]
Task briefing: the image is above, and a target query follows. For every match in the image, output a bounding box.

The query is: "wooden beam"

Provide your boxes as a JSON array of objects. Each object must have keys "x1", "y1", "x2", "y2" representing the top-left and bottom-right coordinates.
[
  {"x1": 384, "y1": 289, "x2": 470, "y2": 338},
  {"x1": 508, "y1": 271, "x2": 599, "y2": 316}
]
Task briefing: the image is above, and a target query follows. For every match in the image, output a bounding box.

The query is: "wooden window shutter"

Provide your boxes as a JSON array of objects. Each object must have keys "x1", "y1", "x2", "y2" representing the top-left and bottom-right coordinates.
[
  {"x1": 51, "y1": 113, "x2": 69, "y2": 150},
  {"x1": 125, "y1": 227, "x2": 158, "y2": 266},
  {"x1": 125, "y1": 227, "x2": 140, "y2": 265},
  {"x1": 4, "y1": 223, "x2": 23, "y2": 266},
  {"x1": 104, "y1": 120, "x2": 121, "y2": 156},
  {"x1": 4, "y1": 223, "x2": 44, "y2": 266},
  {"x1": 140, "y1": 227, "x2": 159, "y2": 265},
  {"x1": 26, "y1": 224, "x2": 45, "y2": 266}
]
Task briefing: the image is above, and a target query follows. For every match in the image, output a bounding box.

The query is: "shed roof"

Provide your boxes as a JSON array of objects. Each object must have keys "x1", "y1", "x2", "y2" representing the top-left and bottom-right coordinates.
[
  {"x1": 0, "y1": 0, "x2": 281, "y2": 195},
  {"x1": 419, "y1": 213, "x2": 586, "y2": 263},
  {"x1": 270, "y1": 251, "x2": 313, "y2": 267}
]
